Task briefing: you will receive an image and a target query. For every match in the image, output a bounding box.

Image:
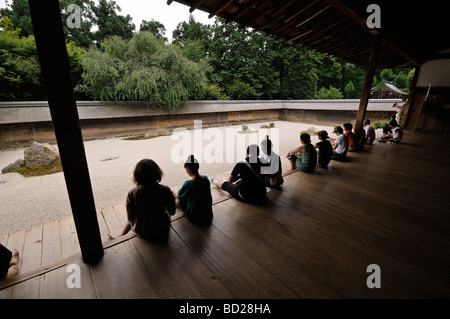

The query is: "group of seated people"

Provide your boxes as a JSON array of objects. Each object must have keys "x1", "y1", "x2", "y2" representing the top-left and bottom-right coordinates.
[
  {"x1": 108, "y1": 117, "x2": 404, "y2": 242},
  {"x1": 0, "y1": 118, "x2": 404, "y2": 280}
]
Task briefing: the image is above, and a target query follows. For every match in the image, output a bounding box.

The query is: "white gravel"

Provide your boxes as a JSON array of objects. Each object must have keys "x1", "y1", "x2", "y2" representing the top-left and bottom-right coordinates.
[{"x1": 0, "y1": 120, "x2": 338, "y2": 236}]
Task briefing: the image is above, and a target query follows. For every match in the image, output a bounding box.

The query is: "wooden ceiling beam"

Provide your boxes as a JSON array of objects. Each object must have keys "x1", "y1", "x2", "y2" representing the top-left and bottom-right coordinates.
[
  {"x1": 323, "y1": 0, "x2": 419, "y2": 66},
  {"x1": 189, "y1": 0, "x2": 207, "y2": 13},
  {"x1": 208, "y1": 0, "x2": 235, "y2": 19},
  {"x1": 267, "y1": 0, "x2": 319, "y2": 35},
  {"x1": 286, "y1": 29, "x2": 315, "y2": 43},
  {"x1": 232, "y1": 0, "x2": 261, "y2": 21},
  {"x1": 277, "y1": 4, "x2": 331, "y2": 39}
]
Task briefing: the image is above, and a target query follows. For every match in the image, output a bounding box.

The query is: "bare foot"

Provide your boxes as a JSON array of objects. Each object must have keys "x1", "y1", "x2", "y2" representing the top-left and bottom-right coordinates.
[
  {"x1": 10, "y1": 249, "x2": 19, "y2": 266},
  {"x1": 5, "y1": 265, "x2": 19, "y2": 279},
  {"x1": 108, "y1": 233, "x2": 119, "y2": 240},
  {"x1": 2, "y1": 250, "x2": 20, "y2": 279}
]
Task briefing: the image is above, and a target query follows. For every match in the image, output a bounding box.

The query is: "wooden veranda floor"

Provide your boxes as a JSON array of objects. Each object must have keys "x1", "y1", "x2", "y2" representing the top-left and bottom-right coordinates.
[{"x1": 1, "y1": 130, "x2": 449, "y2": 299}]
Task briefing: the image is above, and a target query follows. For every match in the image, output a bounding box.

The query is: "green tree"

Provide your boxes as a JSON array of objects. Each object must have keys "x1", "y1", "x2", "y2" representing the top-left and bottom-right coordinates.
[
  {"x1": 394, "y1": 71, "x2": 408, "y2": 90},
  {"x1": 315, "y1": 86, "x2": 343, "y2": 99},
  {"x1": 0, "y1": 17, "x2": 43, "y2": 100},
  {"x1": 380, "y1": 68, "x2": 394, "y2": 81},
  {"x1": 92, "y1": 0, "x2": 135, "y2": 45},
  {"x1": 1, "y1": 16, "x2": 88, "y2": 101},
  {"x1": 277, "y1": 43, "x2": 319, "y2": 100},
  {"x1": 172, "y1": 14, "x2": 211, "y2": 44},
  {"x1": 344, "y1": 81, "x2": 355, "y2": 98},
  {"x1": 407, "y1": 68, "x2": 415, "y2": 88},
  {"x1": 60, "y1": 0, "x2": 97, "y2": 48},
  {"x1": 5, "y1": 0, "x2": 98, "y2": 48},
  {"x1": 208, "y1": 19, "x2": 282, "y2": 100},
  {"x1": 76, "y1": 32, "x2": 209, "y2": 111},
  {"x1": 139, "y1": 19, "x2": 167, "y2": 42}
]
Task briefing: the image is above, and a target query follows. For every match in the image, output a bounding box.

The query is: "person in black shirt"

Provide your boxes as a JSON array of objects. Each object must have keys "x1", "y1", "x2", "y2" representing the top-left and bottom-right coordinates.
[
  {"x1": 211, "y1": 144, "x2": 267, "y2": 204},
  {"x1": 314, "y1": 130, "x2": 333, "y2": 168}
]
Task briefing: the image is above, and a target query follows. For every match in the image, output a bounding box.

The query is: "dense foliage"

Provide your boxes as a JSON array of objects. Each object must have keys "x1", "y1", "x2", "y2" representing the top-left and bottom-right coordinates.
[
  {"x1": 76, "y1": 32, "x2": 209, "y2": 111},
  {"x1": 1, "y1": 0, "x2": 414, "y2": 110}
]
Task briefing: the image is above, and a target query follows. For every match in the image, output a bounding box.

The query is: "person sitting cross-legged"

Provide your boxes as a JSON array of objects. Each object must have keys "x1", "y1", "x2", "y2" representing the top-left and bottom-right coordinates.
[
  {"x1": 331, "y1": 126, "x2": 349, "y2": 161},
  {"x1": 211, "y1": 144, "x2": 267, "y2": 205},
  {"x1": 377, "y1": 119, "x2": 404, "y2": 144},
  {"x1": 286, "y1": 133, "x2": 317, "y2": 173}
]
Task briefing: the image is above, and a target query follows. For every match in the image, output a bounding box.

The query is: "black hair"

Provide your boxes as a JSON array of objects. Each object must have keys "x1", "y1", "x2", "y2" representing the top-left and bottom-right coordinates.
[
  {"x1": 343, "y1": 123, "x2": 353, "y2": 131},
  {"x1": 389, "y1": 119, "x2": 399, "y2": 127},
  {"x1": 184, "y1": 155, "x2": 199, "y2": 174},
  {"x1": 133, "y1": 159, "x2": 163, "y2": 186},
  {"x1": 333, "y1": 126, "x2": 344, "y2": 134},
  {"x1": 260, "y1": 135, "x2": 272, "y2": 155},
  {"x1": 246, "y1": 144, "x2": 260, "y2": 157},
  {"x1": 300, "y1": 133, "x2": 311, "y2": 144},
  {"x1": 318, "y1": 130, "x2": 329, "y2": 140},
  {"x1": 364, "y1": 119, "x2": 371, "y2": 124}
]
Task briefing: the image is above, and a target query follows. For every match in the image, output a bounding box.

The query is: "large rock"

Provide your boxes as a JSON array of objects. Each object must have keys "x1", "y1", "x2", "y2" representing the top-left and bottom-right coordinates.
[{"x1": 24, "y1": 142, "x2": 60, "y2": 168}]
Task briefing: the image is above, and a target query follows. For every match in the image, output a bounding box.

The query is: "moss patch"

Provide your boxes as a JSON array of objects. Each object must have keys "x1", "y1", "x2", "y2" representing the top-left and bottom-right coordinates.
[
  {"x1": 122, "y1": 135, "x2": 159, "y2": 141},
  {"x1": 12, "y1": 162, "x2": 63, "y2": 177},
  {"x1": 300, "y1": 130, "x2": 318, "y2": 136},
  {"x1": 122, "y1": 133, "x2": 172, "y2": 141},
  {"x1": 237, "y1": 129, "x2": 258, "y2": 134}
]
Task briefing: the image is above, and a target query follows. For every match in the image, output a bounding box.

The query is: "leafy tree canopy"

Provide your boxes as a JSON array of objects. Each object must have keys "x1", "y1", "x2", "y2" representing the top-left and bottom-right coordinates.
[{"x1": 76, "y1": 32, "x2": 209, "y2": 111}]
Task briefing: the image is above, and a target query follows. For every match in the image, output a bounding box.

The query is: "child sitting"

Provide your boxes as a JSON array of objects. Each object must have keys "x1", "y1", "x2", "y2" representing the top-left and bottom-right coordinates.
[
  {"x1": 343, "y1": 123, "x2": 356, "y2": 152},
  {"x1": 175, "y1": 155, "x2": 213, "y2": 225},
  {"x1": 314, "y1": 130, "x2": 333, "y2": 168},
  {"x1": 108, "y1": 159, "x2": 175, "y2": 240}
]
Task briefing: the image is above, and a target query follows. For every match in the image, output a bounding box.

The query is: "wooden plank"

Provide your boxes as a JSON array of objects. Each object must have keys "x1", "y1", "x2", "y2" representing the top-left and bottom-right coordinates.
[
  {"x1": 271, "y1": 157, "x2": 450, "y2": 297},
  {"x1": 96, "y1": 210, "x2": 111, "y2": 243},
  {"x1": 101, "y1": 205, "x2": 124, "y2": 237},
  {"x1": 10, "y1": 225, "x2": 43, "y2": 298},
  {"x1": 90, "y1": 243, "x2": 158, "y2": 298},
  {"x1": 41, "y1": 220, "x2": 62, "y2": 266},
  {"x1": 0, "y1": 286, "x2": 12, "y2": 298},
  {"x1": 126, "y1": 230, "x2": 233, "y2": 298},
  {"x1": 210, "y1": 201, "x2": 341, "y2": 298},
  {"x1": 10, "y1": 277, "x2": 40, "y2": 299},
  {"x1": 217, "y1": 195, "x2": 398, "y2": 298},
  {"x1": 39, "y1": 260, "x2": 96, "y2": 299},
  {"x1": 59, "y1": 216, "x2": 80, "y2": 258},
  {"x1": 4, "y1": 229, "x2": 26, "y2": 270},
  {"x1": 171, "y1": 217, "x2": 297, "y2": 298},
  {"x1": 113, "y1": 203, "x2": 128, "y2": 226},
  {"x1": 20, "y1": 225, "x2": 43, "y2": 273}
]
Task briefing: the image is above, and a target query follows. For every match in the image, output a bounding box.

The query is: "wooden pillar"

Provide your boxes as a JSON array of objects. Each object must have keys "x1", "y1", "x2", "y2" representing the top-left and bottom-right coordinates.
[
  {"x1": 401, "y1": 64, "x2": 421, "y2": 129},
  {"x1": 28, "y1": 0, "x2": 103, "y2": 264},
  {"x1": 354, "y1": 34, "x2": 382, "y2": 147}
]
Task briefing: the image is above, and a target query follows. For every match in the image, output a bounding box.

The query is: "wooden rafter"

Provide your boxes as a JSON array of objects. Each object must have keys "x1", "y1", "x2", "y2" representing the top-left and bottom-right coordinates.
[
  {"x1": 277, "y1": 4, "x2": 331, "y2": 40},
  {"x1": 189, "y1": 0, "x2": 207, "y2": 13},
  {"x1": 209, "y1": 0, "x2": 234, "y2": 19},
  {"x1": 272, "y1": 1, "x2": 320, "y2": 37},
  {"x1": 232, "y1": 0, "x2": 261, "y2": 21},
  {"x1": 323, "y1": 0, "x2": 419, "y2": 66}
]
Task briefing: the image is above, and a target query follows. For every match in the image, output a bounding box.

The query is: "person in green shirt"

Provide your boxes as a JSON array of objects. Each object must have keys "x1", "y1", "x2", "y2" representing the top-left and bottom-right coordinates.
[
  {"x1": 286, "y1": 133, "x2": 317, "y2": 173},
  {"x1": 175, "y1": 155, "x2": 213, "y2": 225}
]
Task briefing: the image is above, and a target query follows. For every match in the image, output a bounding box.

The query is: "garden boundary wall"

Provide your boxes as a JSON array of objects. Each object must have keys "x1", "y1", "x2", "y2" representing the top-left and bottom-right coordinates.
[{"x1": 0, "y1": 99, "x2": 398, "y2": 147}]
